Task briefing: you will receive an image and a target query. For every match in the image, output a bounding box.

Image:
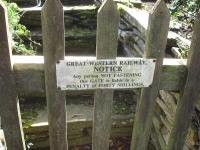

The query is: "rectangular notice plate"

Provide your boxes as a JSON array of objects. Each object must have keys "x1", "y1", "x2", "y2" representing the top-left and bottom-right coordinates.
[{"x1": 56, "y1": 58, "x2": 156, "y2": 90}]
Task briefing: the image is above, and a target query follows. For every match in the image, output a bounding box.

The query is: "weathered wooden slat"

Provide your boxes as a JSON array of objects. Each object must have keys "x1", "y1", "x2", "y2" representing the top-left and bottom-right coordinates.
[
  {"x1": 92, "y1": 0, "x2": 119, "y2": 149},
  {"x1": 24, "y1": 117, "x2": 133, "y2": 149},
  {"x1": 167, "y1": 12, "x2": 200, "y2": 150},
  {"x1": 0, "y1": 2, "x2": 26, "y2": 150},
  {"x1": 41, "y1": 0, "x2": 67, "y2": 149},
  {"x1": 152, "y1": 116, "x2": 166, "y2": 150},
  {"x1": 130, "y1": 0, "x2": 170, "y2": 150},
  {"x1": 0, "y1": 129, "x2": 7, "y2": 150}
]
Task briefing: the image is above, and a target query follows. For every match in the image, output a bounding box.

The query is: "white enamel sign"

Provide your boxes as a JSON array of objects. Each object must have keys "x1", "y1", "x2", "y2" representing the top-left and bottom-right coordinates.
[{"x1": 56, "y1": 58, "x2": 156, "y2": 90}]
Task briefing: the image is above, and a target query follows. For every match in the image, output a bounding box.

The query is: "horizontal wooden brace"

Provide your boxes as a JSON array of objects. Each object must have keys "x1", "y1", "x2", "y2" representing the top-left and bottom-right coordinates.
[{"x1": 12, "y1": 56, "x2": 187, "y2": 97}]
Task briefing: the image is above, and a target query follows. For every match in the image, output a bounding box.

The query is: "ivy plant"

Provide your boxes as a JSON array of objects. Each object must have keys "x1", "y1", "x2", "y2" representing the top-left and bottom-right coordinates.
[
  {"x1": 169, "y1": 0, "x2": 200, "y2": 58},
  {"x1": 3, "y1": 0, "x2": 36, "y2": 55},
  {"x1": 170, "y1": 0, "x2": 200, "y2": 22}
]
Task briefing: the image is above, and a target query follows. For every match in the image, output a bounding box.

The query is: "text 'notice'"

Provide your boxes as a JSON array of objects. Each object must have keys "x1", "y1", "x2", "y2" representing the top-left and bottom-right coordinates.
[{"x1": 56, "y1": 58, "x2": 156, "y2": 90}]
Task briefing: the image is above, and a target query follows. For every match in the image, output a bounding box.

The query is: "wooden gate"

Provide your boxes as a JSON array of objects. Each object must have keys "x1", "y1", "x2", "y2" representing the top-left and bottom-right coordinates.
[{"x1": 0, "y1": 0, "x2": 200, "y2": 150}]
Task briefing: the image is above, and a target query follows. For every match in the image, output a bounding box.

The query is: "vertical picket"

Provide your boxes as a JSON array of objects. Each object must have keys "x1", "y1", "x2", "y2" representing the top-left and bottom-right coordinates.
[
  {"x1": 167, "y1": 12, "x2": 200, "y2": 150},
  {"x1": 41, "y1": 0, "x2": 68, "y2": 149},
  {"x1": 130, "y1": 0, "x2": 170, "y2": 150},
  {"x1": 92, "y1": 0, "x2": 119, "y2": 150},
  {"x1": 0, "y1": 129, "x2": 7, "y2": 149},
  {"x1": 0, "y1": 1, "x2": 26, "y2": 150}
]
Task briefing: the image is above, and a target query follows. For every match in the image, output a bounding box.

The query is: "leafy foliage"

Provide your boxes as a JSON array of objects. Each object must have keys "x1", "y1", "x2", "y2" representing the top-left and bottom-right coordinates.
[
  {"x1": 170, "y1": 0, "x2": 200, "y2": 22},
  {"x1": 3, "y1": 0, "x2": 36, "y2": 55},
  {"x1": 169, "y1": 0, "x2": 200, "y2": 58}
]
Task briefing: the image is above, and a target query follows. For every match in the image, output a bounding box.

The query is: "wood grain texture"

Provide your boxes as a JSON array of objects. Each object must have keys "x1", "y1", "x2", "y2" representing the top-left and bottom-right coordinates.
[
  {"x1": 0, "y1": 129, "x2": 7, "y2": 149},
  {"x1": 0, "y1": 2, "x2": 26, "y2": 150},
  {"x1": 41, "y1": 0, "x2": 67, "y2": 149},
  {"x1": 167, "y1": 12, "x2": 200, "y2": 150},
  {"x1": 92, "y1": 0, "x2": 119, "y2": 149},
  {"x1": 130, "y1": 0, "x2": 170, "y2": 150},
  {"x1": 24, "y1": 117, "x2": 134, "y2": 149},
  {"x1": 152, "y1": 116, "x2": 166, "y2": 150}
]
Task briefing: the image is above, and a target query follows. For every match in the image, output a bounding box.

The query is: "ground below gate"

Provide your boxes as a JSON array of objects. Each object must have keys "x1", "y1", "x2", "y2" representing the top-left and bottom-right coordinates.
[{"x1": 22, "y1": 91, "x2": 138, "y2": 149}]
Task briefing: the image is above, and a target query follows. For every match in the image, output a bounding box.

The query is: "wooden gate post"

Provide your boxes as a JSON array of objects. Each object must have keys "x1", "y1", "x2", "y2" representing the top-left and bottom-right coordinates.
[
  {"x1": 92, "y1": 0, "x2": 119, "y2": 150},
  {"x1": 130, "y1": 0, "x2": 170, "y2": 150},
  {"x1": 0, "y1": 1, "x2": 26, "y2": 150},
  {"x1": 41, "y1": 0, "x2": 68, "y2": 149},
  {"x1": 0, "y1": 128, "x2": 7, "y2": 149},
  {"x1": 167, "y1": 12, "x2": 200, "y2": 150}
]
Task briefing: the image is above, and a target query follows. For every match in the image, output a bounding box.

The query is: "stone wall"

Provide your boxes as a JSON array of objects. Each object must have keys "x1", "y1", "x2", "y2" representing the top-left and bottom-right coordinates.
[
  {"x1": 12, "y1": 0, "x2": 94, "y2": 7},
  {"x1": 119, "y1": 4, "x2": 200, "y2": 150},
  {"x1": 19, "y1": 6, "x2": 97, "y2": 55},
  {"x1": 0, "y1": 129, "x2": 7, "y2": 150}
]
